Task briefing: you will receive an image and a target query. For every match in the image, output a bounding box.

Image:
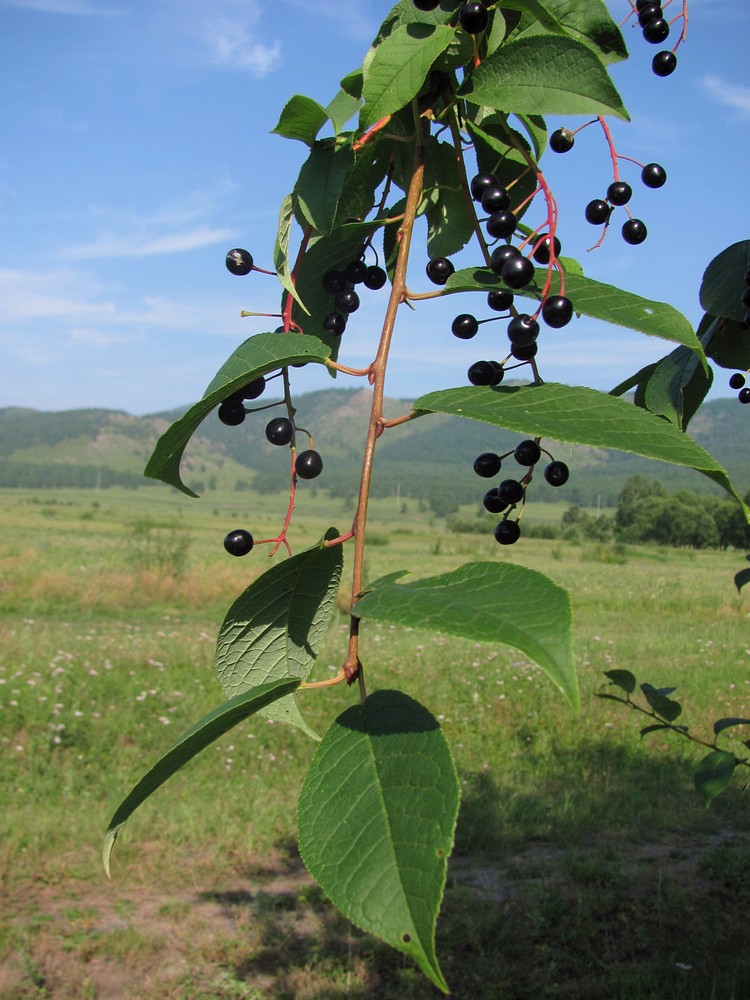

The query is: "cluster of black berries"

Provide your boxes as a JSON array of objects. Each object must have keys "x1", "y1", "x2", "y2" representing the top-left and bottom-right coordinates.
[
  {"x1": 472, "y1": 439, "x2": 570, "y2": 544},
  {"x1": 727, "y1": 270, "x2": 750, "y2": 404},
  {"x1": 413, "y1": 1, "x2": 490, "y2": 34},
  {"x1": 631, "y1": 0, "x2": 678, "y2": 77},
  {"x1": 321, "y1": 257, "x2": 387, "y2": 338}
]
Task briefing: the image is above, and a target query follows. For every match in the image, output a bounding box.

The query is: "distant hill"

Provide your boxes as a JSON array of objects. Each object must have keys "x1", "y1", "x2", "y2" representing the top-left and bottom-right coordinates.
[{"x1": 1, "y1": 388, "x2": 748, "y2": 508}]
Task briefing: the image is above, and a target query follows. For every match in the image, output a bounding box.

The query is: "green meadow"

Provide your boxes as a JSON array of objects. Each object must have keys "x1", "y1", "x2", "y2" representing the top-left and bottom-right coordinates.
[{"x1": 1, "y1": 485, "x2": 749, "y2": 999}]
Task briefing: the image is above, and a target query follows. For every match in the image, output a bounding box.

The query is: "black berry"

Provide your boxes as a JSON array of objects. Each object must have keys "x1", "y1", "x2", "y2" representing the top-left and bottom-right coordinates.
[
  {"x1": 468, "y1": 360, "x2": 502, "y2": 386},
  {"x1": 295, "y1": 450, "x2": 323, "y2": 480},
  {"x1": 487, "y1": 289, "x2": 514, "y2": 311},
  {"x1": 474, "y1": 452, "x2": 502, "y2": 478},
  {"x1": 607, "y1": 181, "x2": 632, "y2": 206},
  {"x1": 739, "y1": 388, "x2": 750, "y2": 404},
  {"x1": 459, "y1": 2, "x2": 489, "y2": 35},
  {"x1": 652, "y1": 50, "x2": 677, "y2": 76},
  {"x1": 544, "y1": 460, "x2": 569, "y2": 487},
  {"x1": 323, "y1": 312, "x2": 347, "y2": 336},
  {"x1": 470, "y1": 171, "x2": 499, "y2": 201},
  {"x1": 514, "y1": 440, "x2": 541, "y2": 466},
  {"x1": 322, "y1": 269, "x2": 347, "y2": 294},
  {"x1": 532, "y1": 234, "x2": 561, "y2": 265},
  {"x1": 481, "y1": 185, "x2": 511, "y2": 213},
  {"x1": 507, "y1": 314, "x2": 539, "y2": 347},
  {"x1": 498, "y1": 479, "x2": 524, "y2": 505},
  {"x1": 486, "y1": 210, "x2": 517, "y2": 240},
  {"x1": 494, "y1": 519, "x2": 521, "y2": 545},
  {"x1": 643, "y1": 18, "x2": 669, "y2": 44},
  {"x1": 641, "y1": 163, "x2": 667, "y2": 188},
  {"x1": 224, "y1": 529, "x2": 254, "y2": 556},
  {"x1": 364, "y1": 265, "x2": 387, "y2": 290},
  {"x1": 413, "y1": 0, "x2": 439, "y2": 9},
  {"x1": 541, "y1": 295, "x2": 574, "y2": 329},
  {"x1": 637, "y1": 3, "x2": 662, "y2": 27},
  {"x1": 335, "y1": 288, "x2": 360, "y2": 314},
  {"x1": 501, "y1": 256, "x2": 535, "y2": 289},
  {"x1": 218, "y1": 399, "x2": 246, "y2": 426},
  {"x1": 511, "y1": 342, "x2": 538, "y2": 361},
  {"x1": 452, "y1": 313, "x2": 480, "y2": 340},
  {"x1": 585, "y1": 199, "x2": 611, "y2": 225},
  {"x1": 729, "y1": 373, "x2": 746, "y2": 390},
  {"x1": 490, "y1": 244, "x2": 520, "y2": 275},
  {"x1": 549, "y1": 128, "x2": 574, "y2": 154},
  {"x1": 265, "y1": 417, "x2": 294, "y2": 446},
  {"x1": 225, "y1": 248, "x2": 253, "y2": 276},
  {"x1": 622, "y1": 219, "x2": 648, "y2": 245},
  {"x1": 345, "y1": 259, "x2": 368, "y2": 284},
  {"x1": 483, "y1": 488, "x2": 508, "y2": 514},
  {"x1": 426, "y1": 257, "x2": 455, "y2": 285}
]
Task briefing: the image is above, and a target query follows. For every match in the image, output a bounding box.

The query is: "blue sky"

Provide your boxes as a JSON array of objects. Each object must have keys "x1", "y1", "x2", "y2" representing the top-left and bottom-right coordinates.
[{"x1": 1, "y1": 0, "x2": 748, "y2": 415}]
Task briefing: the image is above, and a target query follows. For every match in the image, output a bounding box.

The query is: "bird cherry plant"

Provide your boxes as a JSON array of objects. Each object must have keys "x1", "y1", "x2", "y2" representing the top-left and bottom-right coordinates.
[{"x1": 104, "y1": 1, "x2": 748, "y2": 991}]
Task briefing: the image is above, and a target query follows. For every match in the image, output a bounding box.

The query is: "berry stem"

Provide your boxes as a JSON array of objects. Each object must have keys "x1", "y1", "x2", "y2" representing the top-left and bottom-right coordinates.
[
  {"x1": 597, "y1": 116, "x2": 620, "y2": 182},
  {"x1": 353, "y1": 114, "x2": 393, "y2": 152},
  {"x1": 447, "y1": 106, "x2": 493, "y2": 268}
]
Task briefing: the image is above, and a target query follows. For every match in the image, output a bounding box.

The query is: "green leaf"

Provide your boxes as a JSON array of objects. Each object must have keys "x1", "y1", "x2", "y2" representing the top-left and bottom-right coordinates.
[
  {"x1": 425, "y1": 138, "x2": 475, "y2": 259},
  {"x1": 144, "y1": 333, "x2": 331, "y2": 496},
  {"x1": 640, "y1": 723, "x2": 673, "y2": 738},
  {"x1": 701, "y1": 314, "x2": 750, "y2": 373},
  {"x1": 735, "y1": 567, "x2": 750, "y2": 593},
  {"x1": 603, "y1": 669, "x2": 636, "y2": 694},
  {"x1": 445, "y1": 267, "x2": 701, "y2": 356},
  {"x1": 513, "y1": 113, "x2": 548, "y2": 159},
  {"x1": 411, "y1": 383, "x2": 748, "y2": 510},
  {"x1": 298, "y1": 689, "x2": 459, "y2": 993},
  {"x1": 325, "y1": 89, "x2": 363, "y2": 134},
  {"x1": 459, "y1": 36, "x2": 628, "y2": 120},
  {"x1": 215, "y1": 529, "x2": 344, "y2": 739},
  {"x1": 360, "y1": 24, "x2": 454, "y2": 130},
  {"x1": 511, "y1": 0, "x2": 627, "y2": 65},
  {"x1": 271, "y1": 94, "x2": 329, "y2": 146},
  {"x1": 700, "y1": 240, "x2": 750, "y2": 323},
  {"x1": 296, "y1": 142, "x2": 355, "y2": 236},
  {"x1": 713, "y1": 717, "x2": 750, "y2": 736},
  {"x1": 103, "y1": 678, "x2": 300, "y2": 877},
  {"x1": 273, "y1": 193, "x2": 307, "y2": 314},
  {"x1": 640, "y1": 683, "x2": 682, "y2": 722},
  {"x1": 694, "y1": 750, "x2": 737, "y2": 807},
  {"x1": 355, "y1": 562, "x2": 577, "y2": 708},
  {"x1": 639, "y1": 343, "x2": 712, "y2": 430}
]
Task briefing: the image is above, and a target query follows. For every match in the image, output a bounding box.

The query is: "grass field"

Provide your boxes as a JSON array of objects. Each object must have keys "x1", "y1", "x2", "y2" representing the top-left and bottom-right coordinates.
[{"x1": 1, "y1": 485, "x2": 749, "y2": 999}]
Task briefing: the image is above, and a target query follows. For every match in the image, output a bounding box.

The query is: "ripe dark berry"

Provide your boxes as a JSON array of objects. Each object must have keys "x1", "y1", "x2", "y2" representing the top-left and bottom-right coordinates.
[
  {"x1": 483, "y1": 488, "x2": 508, "y2": 514},
  {"x1": 641, "y1": 163, "x2": 667, "y2": 189},
  {"x1": 637, "y1": 3, "x2": 662, "y2": 27},
  {"x1": 481, "y1": 185, "x2": 510, "y2": 213},
  {"x1": 507, "y1": 314, "x2": 539, "y2": 347},
  {"x1": 426, "y1": 257, "x2": 455, "y2": 285},
  {"x1": 494, "y1": 519, "x2": 521, "y2": 545},
  {"x1": 585, "y1": 199, "x2": 611, "y2": 225},
  {"x1": 514, "y1": 440, "x2": 541, "y2": 466},
  {"x1": 643, "y1": 18, "x2": 669, "y2": 44},
  {"x1": 322, "y1": 269, "x2": 347, "y2": 294},
  {"x1": 607, "y1": 181, "x2": 632, "y2": 206},
  {"x1": 511, "y1": 342, "x2": 538, "y2": 361},
  {"x1": 541, "y1": 295, "x2": 574, "y2": 329},
  {"x1": 473, "y1": 452, "x2": 502, "y2": 478},
  {"x1": 486, "y1": 210, "x2": 517, "y2": 240},
  {"x1": 549, "y1": 128, "x2": 574, "y2": 153},
  {"x1": 501, "y1": 255, "x2": 535, "y2": 289},
  {"x1": 532, "y1": 234, "x2": 561, "y2": 265},
  {"x1": 413, "y1": 0, "x2": 439, "y2": 9},
  {"x1": 498, "y1": 479, "x2": 524, "y2": 505},
  {"x1": 729, "y1": 373, "x2": 746, "y2": 390},
  {"x1": 470, "y1": 171, "x2": 499, "y2": 201},
  {"x1": 229, "y1": 376, "x2": 266, "y2": 401},
  {"x1": 364, "y1": 265, "x2": 387, "y2": 290},
  {"x1": 544, "y1": 460, "x2": 569, "y2": 487},
  {"x1": 224, "y1": 529, "x2": 254, "y2": 556},
  {"x1": 225, "y1": 248, "x2": 253, "y2": 276},
  {"x1": 636, "y1": 0, "x2": 655, "y2": 9},
  {"x1": 742, "y1": 288, "x2": 750, "y2": 309},
  {"x1": 265, "y1": 417, "x2": 294, "y2": 446},
  {"x1": 335, "y1": 288, "x2": 360, "y2": 313},
  {"x1": 295, "y1": 450, "x2": 323, "y2": 480},
  {"x1": 459, "y1": 2, "x2": 489, "y2": 35},
  {"x1": 468, "y1": 360, "x2": 500, "y2": 386},
  {"x1": 487, "y1": 289, "x2": 514, "y2": 311},
  {"x1": 218, "y1": 399, "x2": 246, "y2": 426},
  {"x1": 452, "y1": 313, "x2": 480, "y2": 340},
  {"x1": 345, "y1": 259, "x2": 368, "y2": 284},
  {"x1": 739, "y1": 388, "x2": 750, "y2": 404},
  {"x1": 323, "y1": 312, "x2": 347, "y2": 336},
  {"x1": 652, "y1": 50, "x2": 677, "y2": 76},
  {"x1": 490, "y1": 244, "x2": 520, "y2": 275},
  {"x1": 622, "y1": 219, "x2": 648, "y2": 245}
]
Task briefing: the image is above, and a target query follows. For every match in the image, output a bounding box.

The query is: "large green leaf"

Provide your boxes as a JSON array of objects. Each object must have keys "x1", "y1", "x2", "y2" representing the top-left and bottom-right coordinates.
[
  {"x1": 215, "y1": 530, "x2": 344, "y2": 739},
  {"x1": 296, "y1": 142, "x2": 355, "y2": 236},
  {"x1": 325, "y1": 89, "x2": 363, "y2": 134},
  {"x1": 412, "y1": 383, "x2": 748, "y2": 511},
  {"x1": 459, "y1": 35, "x2": 628, "y2": 119},
  {"x1": 700, "y1": 240, "x2": 750, "y2": 323},
  {"x1": 445, "y1": 267, "x2": 701, "y2": 355},
  {"x1": 360, "y1": 24, "x2": 454, "y2": 130},
  {"x1": 425, "y1": 139, "x2": 475, "y2": 259},
  {"x1": 694, "y1": 750, "x2": 737, "y2": 807},
  {"x1": 273, "y1": 193, "x2": 306, "y2": 314},
  {"x1": 511, "y1": 0, "x2": 627, "y2": 65},
  {"x1": 355, "y1": 562, "x2": 577, "y2": 708},
  {"x1": 103, "y1": 678, "x2": 300, "y2": 876},
  {"x1": 700, "y1": 314, "x2": 750, "y2": 372},
  {"x1": 271, "y1": 94, "x2": 329, "y2": 146},
  {"x1": 298, "y1": 689, "x2": 459, "y2": 993},
  {"x1": 144, "y1": 333, "x2": 331, "y2": 496}
]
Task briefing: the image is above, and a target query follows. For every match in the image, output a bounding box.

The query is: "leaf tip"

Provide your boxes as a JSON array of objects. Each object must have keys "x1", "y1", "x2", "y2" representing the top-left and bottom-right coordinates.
[{"x1": 102, "y1": 824, "x2": 122, "y2": 880}]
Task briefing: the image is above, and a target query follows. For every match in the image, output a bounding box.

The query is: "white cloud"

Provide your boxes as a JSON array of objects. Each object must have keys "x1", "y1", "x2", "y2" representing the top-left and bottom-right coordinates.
[
  {"x1": 1, "y1": 0, "x2": 125, "y2": 15},
  {"x1": 64, "y1": 225, "x2": 237, "y2": 260},
  {"x1": 700, "y1": 75, "x2": 750, "y2": 119},
  {"x1": 161, "y1": 0, "x2": 281, "y2": 76}
]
